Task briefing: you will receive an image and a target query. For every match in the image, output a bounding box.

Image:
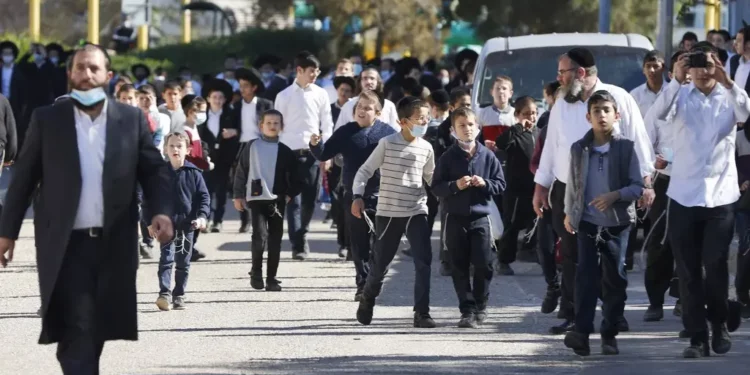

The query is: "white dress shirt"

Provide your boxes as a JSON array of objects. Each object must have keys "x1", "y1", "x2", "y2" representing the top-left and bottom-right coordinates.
[
  {"x1": 535, "y1": 79, "x2": 655, "y2": 188},
  {"x1": 651, "y1": 79, "x2": 750, "y2": 207},
  {"x1": 207, "y1": 109, "x2": 222, "y2": 138},
  {"x1": 334, "y1": 96, "x2": 400, "y2": 132},
  {"x1": 73, "y1": 101, "x2": 108, "y2": 229},
  {"x1": 275, "y1": 81, "x2": 334, "y2": 151},
  {"x1": 726, "y1": 55, "x2": 750, "y2": 89},
  {"x1": 643, "y1": 101, "x2": 677, "y2": 176},
  {"x1": 1, "y1": 64, "x2": 13, "y2": 98},
  {"x1": 630, "y1": 80, "x2": 667, "y2": 118},
  {"x1": 240, "y1": 97, "x2": 259, "y2": 142}
]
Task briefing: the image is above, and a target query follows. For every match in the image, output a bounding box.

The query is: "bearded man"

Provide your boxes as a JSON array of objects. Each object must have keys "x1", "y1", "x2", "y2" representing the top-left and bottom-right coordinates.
[{"x1": 532, "y1": 47, "x2": 656, "y2": 335}]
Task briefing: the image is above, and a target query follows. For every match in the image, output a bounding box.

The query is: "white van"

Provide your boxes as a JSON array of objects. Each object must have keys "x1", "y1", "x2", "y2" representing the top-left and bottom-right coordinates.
[{"x1": 471, "y1": 33, "x2": 655, "y2": 113}]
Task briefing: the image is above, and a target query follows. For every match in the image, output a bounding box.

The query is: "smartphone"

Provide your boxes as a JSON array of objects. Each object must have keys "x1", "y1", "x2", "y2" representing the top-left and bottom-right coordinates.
[{"x1": 687, "y1": 53, "x2": 708, "y2": 68}]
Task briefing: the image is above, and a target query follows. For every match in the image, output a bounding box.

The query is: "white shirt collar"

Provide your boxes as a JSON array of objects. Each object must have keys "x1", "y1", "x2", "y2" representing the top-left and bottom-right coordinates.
[
  {"x1": 74, "y1": 99, "x2": 108, "y2": 123},
  {"x1": 294, "y1": 80, "x2": 313, "y2": 92},
  {"x1": 242, "y1": 96, "x2": 258, "y2": 106}
]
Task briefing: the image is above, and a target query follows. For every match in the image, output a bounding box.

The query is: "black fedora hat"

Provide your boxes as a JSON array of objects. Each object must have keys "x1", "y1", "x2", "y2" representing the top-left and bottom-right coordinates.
[
  {"x1": 235, "y1": 67, "x2": 266, "y2": 94},
  {"x1": 333, "y1": 76, "x2": 356, "y2": 90},
  {"x1": 201, "y1": 78, "x2": 234, "y2": 100},
  {"x1": 253, "y1": 54, "x2": 281, "y2": 69},
  {"x1": 131, "y1": 63, "x2": 151, "y2": 78}
]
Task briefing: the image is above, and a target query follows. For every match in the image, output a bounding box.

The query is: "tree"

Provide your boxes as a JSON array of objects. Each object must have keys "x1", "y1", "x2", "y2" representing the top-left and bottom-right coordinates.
[{"x1": 454, "y1": 0, "x2": 658, "y2": 41}]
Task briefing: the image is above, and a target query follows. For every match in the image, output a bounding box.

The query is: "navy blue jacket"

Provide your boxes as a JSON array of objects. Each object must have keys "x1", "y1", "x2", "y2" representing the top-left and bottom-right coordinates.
[
  {"x1": 431, "y1": 142, "x2": 506, "y2": 216},
  {"x1": 170, "y1": 161, "x2": 211, "y2": 231}
]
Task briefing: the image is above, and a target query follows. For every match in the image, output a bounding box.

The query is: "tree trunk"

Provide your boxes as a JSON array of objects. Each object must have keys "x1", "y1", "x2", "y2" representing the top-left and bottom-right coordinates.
[{"x1": 375, "y1": 26, "x2": 384, "y2": 58}]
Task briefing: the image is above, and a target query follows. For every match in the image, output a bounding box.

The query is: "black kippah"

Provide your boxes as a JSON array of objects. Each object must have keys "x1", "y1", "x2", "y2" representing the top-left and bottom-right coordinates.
[{"x1": 566, "y1": 47, "x2": 596, "y2": 68}]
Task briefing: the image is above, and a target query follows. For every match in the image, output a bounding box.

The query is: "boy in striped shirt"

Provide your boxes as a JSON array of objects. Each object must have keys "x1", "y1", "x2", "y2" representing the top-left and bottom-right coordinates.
[{"x1": 352, "y1": 97, "x2": 436, "y2": 328}]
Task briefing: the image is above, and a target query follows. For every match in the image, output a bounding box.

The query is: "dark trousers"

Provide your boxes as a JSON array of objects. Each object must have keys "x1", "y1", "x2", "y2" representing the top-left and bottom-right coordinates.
[
  {"x1": 240, "y1": 209, "x2": 250, "y2": 229},
  {"x1": 445, "y1": 214, "x2": 494, "y2": 313},
  {"x1": 158, "y1": 230, "x2": 195, "y2": 297},
  {"x1": 137, "y1": 186, "x2": 153, "y2": 246},
  {"x1": 363, "y1": 215, "x2": 432, "y2": 313},
  {"x1": 735, "y1": 208, "x2": 750, "y2": 303},
  {"x1": 344, "y1": 193, "x2": 377, "y2": 290},
  {"x1": 627, "y1": 209, "x2": 650, "y2": 269},
  {"x1": 669, "y1": 201, "x2": 734, "y2": 333},
  {"x1": 330, "y1": 168, "x2": 348, "y2": 248},
  {"x1": 498, "y1": 193, "x2": 535, "y2": 264},
  {"x1": 249, "y1": 199, "x2": 286, "y2": 279},
  {"x1": 551, "y1": 180, "x2": 577, "y2": 320},
  {"x1": 644, "y1": 175, "x2": 674, "y2": 307},
  {"x1": 536, "y1": 212, "x2": 559, "y2": 290},
  {"x1": 204, "y1": 163, "x2": 231, "y2": 224},
  {"x1": 286, "y1": 152, "x2": 320, "y2": 254},
  {"x1": 575, "y1": 221, "x2": 630, "y2": 338},
  {"x1": 53, "y1": 231, "x2": 106, "y2": 375}
]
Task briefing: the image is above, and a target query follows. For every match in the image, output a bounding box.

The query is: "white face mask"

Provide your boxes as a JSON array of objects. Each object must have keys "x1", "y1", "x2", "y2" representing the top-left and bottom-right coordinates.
[
  {"x1": 441, "y1": 77, "x2": 450, "y2": 86},
  {"x1": 195, "y1": 113, "x2": 207, "y2": 124},
  {"x1": 2, "y1": 55, "x2": 14, "y2": 64}
]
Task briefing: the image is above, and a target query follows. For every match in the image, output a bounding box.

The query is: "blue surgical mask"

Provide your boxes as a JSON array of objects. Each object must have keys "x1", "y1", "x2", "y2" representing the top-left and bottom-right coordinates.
[
  {"x1": 70, "y1": 87, "x2": 107, "y2": 107},
  {"x1": 33, "y1": 53, "x2": 44, "y2": 62},
  {"x1": 2, "y1": 55, "x2": 13, "y2": 64},
  {"x1": 353, "y1": 64, "x2": 363, "y2": 75},
  {"x1": 261, "y1": 71, "x2": 274, "y2": 81},
  {"x1": 408, "y1": 122, "x2": 427, "y2": 138},
  {"x1": 380, "y1": 70, "x2": 391, "y2": 81},
  {"x1": 50, "y1": 57, "x2": 59, "y2": 65},
  {"x1": 195, "y1": 113, "x2": 207, "y2": 124}
]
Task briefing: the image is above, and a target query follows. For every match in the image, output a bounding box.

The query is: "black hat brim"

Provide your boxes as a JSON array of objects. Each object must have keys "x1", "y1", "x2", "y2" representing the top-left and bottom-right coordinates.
[
  {"x1": 201, "y1": 78, "x2": 234, "y2": 101},
  {"x1": 333, "y1": 76, "x2": 356, "y2": 90},
  {"x1": 131, "y1": 63, "x2": 151, "y2": 77},
  {"x1": 235, "y1": 67, "x2": 266, "y2": 94}
]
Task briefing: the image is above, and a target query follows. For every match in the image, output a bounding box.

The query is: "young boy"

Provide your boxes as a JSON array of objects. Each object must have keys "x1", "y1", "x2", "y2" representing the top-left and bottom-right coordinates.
[
  {"x1": 158, "y1": 80, "x2": 187, "y2": 133},
  {"x1": 153, "y1": 132, "x2": 211, "y2": 311},
  {"x1": 310, "y1": 91, "x2": 396, "y2": 300},
  {"x1": 477, "y1": 76, "x2": 515, "y2": 147},
  {"x1": 180, "y1": 94, "x2": 211, "y2": 171},
  {"x1": 137, "y1": 85, "x2": 170, "y2": 150},
  {"x1": 233, "y1": 110, "x2": 301, "y2": 291},
  {"x1": 353, "y1": 96, "x2": 436, "y2": 328},
  {"x1": 431, "y1": 107, "x2": 505, "y2": 328},
  {"x1": 562, "y1": 90, "x2": 644, "y2": 356},
  {"x1": 116, "y1": 83, "x2": 138, "y2": 107}
]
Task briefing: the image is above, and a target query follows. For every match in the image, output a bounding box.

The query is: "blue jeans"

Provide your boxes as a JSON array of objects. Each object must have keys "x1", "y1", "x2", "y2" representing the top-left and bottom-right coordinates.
[
  {"x1": 574, "y1": 221, "x2": 630, "y2": 338},
  {"x1": 158, "y1": 231, "x2": 194, "y2": 297},
  {"x1": 286, "y1": 153, "x2": 320, "y2": 254}
]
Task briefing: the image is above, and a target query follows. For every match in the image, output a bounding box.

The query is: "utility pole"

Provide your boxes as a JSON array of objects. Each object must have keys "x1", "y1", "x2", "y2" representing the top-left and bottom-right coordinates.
[
  {"x1": 599, "y1": 0, "x2": 611, "y2": 33},
  {"x1": 182, "y1": 0, "x2": 192, "y2": 44},
  {"x1": 658, "y1": 0, "x2": 674, "y2": 60},
  {"x1": 88, "y1": 0, "x2": 100, "y2": 44}
]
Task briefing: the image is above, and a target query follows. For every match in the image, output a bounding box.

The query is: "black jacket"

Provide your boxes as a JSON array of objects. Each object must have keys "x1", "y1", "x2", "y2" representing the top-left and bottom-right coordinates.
[
  {"x1": 0, "y1": 64, "x2": 28, "y2": 146},
  {"x1": 260, "y1": 76, "x2": 289, "y2": 103},
  {"x1": 233, "y1": 138, "x2": 301, "y2": 200},
  {"x1": 232, "y1": 96, "x2": 274, "y2": 143},
  {"x1": 197, "y1": 105, "x2": 239, "y2": 167},
  {"x1": 0, "y1": 94, "x2": 17, "y2": 162},
  {"x1": 496, "y1": 124, "x2": 537, "y2": 195}
]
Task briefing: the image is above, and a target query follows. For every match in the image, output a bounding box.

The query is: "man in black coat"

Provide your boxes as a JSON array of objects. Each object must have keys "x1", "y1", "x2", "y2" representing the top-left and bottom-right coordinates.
[
  {"x1": 0, "y1": 93, "x2": 17, "y2": 213},
  {"x1": 0, "y1": 41, "x2": 28, "y2": 149},
  {"x1": 0, "y1": 44, "x2": 174, "y2": 374}
]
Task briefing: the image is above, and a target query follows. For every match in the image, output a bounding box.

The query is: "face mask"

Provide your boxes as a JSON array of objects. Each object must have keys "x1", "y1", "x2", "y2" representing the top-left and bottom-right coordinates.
[
  {"x1": 50, "y1": 57, "x2": 59, "y2": 65},
  {"x1": 380, "y1": 70, "x2": 391, "y2": 81},
  {"x1": 441, "y1": 77, "x2": 450, "y2": 86},
  {"x1": 2, "y1": 55, "x2": 13, "y2": 64},
  {"x1": 70, "y1": 87, "x2": 107, "y2": 107},
  {"x1": 457, "y1": 139, "x2": 474, "y2": 151},
  {"x1": 33, "y1": 53, "x2": 44, "y2": 62},
  {"x1": 262, "y1": 71, "x2": 274, "y2": 81},
  {"x1": 195, "y1": 113, "x2": 207, "y2": 124},
  {"x1": 353, "y1": 64, "x2": 363, "y2": 75},
  {"x1": 408, "y1": 122, "x2": 427, "y2": 138}
]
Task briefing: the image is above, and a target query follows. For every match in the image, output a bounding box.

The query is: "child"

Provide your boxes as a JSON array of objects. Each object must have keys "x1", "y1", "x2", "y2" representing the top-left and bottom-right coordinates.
[
  {"x1": 431, "y1": 107, "x2": 505, "y2": 328},
  {"x1": 477, "y1": 76, "x2": 515, "y2": 147},
  {"x1": 180, "y1": 94, "x2": 212, "y2": 171},
  {"x1": 310, "y1": 91, "x2": 396, "y2": 300},
  {"x1": 353, "y1": 96, "x2": 436, "y2": 328},
  {"x1": 158, "y1": 80, "x2": 187, "y2": 133},
  {"x1": 137, "y1": 85, "x2": 170, "y2": 150},
  {"x1": 427, "y1": 89, "x2": 450, "y2": 127},
  {"x1": 562, "y1": 90, "x2": 643, "y2": 356},
  {"x1": 153, "y1": 132, "x2": 210, "y2": 311},
  {"x1": 116, "y1": 83, "x2": 138, "y2": 107},
  {"x1": 233, "y1": 109, "x2": 301, "y2": 291},
  {"x1": 495, "y1": 96, "x2": 539, "y2": 275}
]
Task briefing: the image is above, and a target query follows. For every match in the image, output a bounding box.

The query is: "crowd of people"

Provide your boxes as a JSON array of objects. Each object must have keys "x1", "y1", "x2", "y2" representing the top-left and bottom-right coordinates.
[{"x1": 1, "y1": 26, "x2": 750, "y2": 373}]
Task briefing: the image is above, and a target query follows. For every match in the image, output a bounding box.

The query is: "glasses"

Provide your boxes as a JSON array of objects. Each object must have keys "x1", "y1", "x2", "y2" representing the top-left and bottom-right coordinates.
[{"x1": 557, "y1": 68, "x2": 576, "y2": 76}]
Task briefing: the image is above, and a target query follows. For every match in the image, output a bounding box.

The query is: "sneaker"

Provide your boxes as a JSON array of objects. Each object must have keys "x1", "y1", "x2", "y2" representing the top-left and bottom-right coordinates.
[
  {"x1": 643, "y1": 305, "x2": 664, "y2": 322},
  {"x1": 683, "y1": 333, "x2": 710, "y2": 358},
  {"x1": 563, "y1": 331, "x2": 590, "y2": 356},
  {"x1": 139, "y1": 243, "x2": 153, "y2": 259},
  {"x1": 249, "y1": 272, "x2": 264, "y2": 290},
  {"x1": 239, "y1": 223, "x2": 250, "y2": 233},
  {"x1": 601, "y1": 336, "x2": 619, "y2": 355},
  {"x1": 475, "y1": 307, "x2": 488, "y2": 324},
  {"x1": 210, "y1": 222, "x2": 222, "y2": 233},
  {"x1": 191, "y1": 248, "x2": 206, "y2": 262},
  {"x1": 549, "y1": 319, "x2": 575, "y2": 335},
  {"x1": 292, "y1": 251, "x2": 308, "y2": 261},
  {"x1": 338, "y1": 247, "x2": 347, "y2": 258},
  {"x1": 458, "y1": 312, "x2": 478, "y2": 328},
  {"x1": 156, "y1": 295, "x2": 171, "y2": 311},
  {"x1": 265, "y1": 278, "x2": 282, "y2": 292},
  {"x1": 413, "y1": 312, "x2": 436, "y2": 328},
  {"x1": 673, "y1": 300, "x2": 682, "y2": 317},
  {"x1": 356, "y1": 298, "x2": 375, "y2": 325},
  {"x1": 711, "y1": 323, "x2": 731, "y2": 354},
  {"x1": 439, "y1": 262, "x2": 452, "y2": 276},
  {"x1": 173, "y1": 296, "x2": 186, "y2": 310},
  {"x1": 541, "y1": 288, "x2": 560, "y2": 314},
  {"x1": 616, "y1": 316, "x2": 630, "y2": 332},
  {"x1": 496, "y1": 262, "x2": 515, "y2": 276}
]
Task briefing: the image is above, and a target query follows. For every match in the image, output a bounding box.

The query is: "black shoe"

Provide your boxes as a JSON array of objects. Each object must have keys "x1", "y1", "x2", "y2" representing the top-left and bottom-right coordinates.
[
  {"x1": 239, "y1": 223, "x2": 249, "y2": 233},
  {"x1": 439, "y1": 262, "x2": 452, "y2": 276},
  {"x1": 728, "y1": 300, "x2": 742, "y2": 332},
  {"x1": 556, "y1": 309, "x2": 567, "y2": 320},
  {"x1": 346, "y1": 249, "x2": 352, "y2": 261},
  {"x1": 458, "y1": 312, "x2": 478, "y2": 328},
  {"x1": 679, "y1": 329, "x2": 691, "y2": 339},
  {"x1": 711, "y1": 323, "x2": 731, "y2": 354},
  {"x1": 292, "y1": 251, "x2": 308, "y2": 261},
  {"x1": 210, "y1": 222, "x2": 222, "y2": 233},
  {"x1": 357, "y1": 298, "x2": 375, "y2": 325},
  {"x1": 413, "y1": 312, "x2": 436, "y2": 328},
  {"x1": 563, "y1": 331, "x2": 590, "y2": 356},
  {"x1": 172, "y1": 296, "x2": 186, "y2": 310},
  {"x1": 338, "y1": 247, "x2": 347, "y2": 258},
  {"x1": 550, "y1": 320, "x2": 575, "y2": 335},
  {"x1": 139, "y1": 243, "x2": 153, "y2": 259},
  {"x1": 643, "y1": 305, "x2": 664, "y2": 322},
  {"x1": 541, "y1": 288, "x2": 560, "y2": 314},
  {"x1": 191, "y1": 248, "x2": 206, "y2": 262},
  {"x1": 683, "y1": 333, "x2": 710, "y2": 358},
  {"x1": 496, "y1": 262, "x2": 515, "y2": 276},
  {"x1": 354, "y1": 290, "x2": 363, "y2": 302},
  {"x1": 250, "y1": 276, "x2": 264, "y2": 290},
  {"x1": 673, "y1": 301, "x2": 683, "y2": 317},
  {"x1": 741, "y1": 302, "x2": 750, "y2": 320},
  {"x1": 476, "y1": 308, "x2": 488, "y2": 324},
  {"x1": 601, "y1": 336, "x2": 619, "y2": 355},
  {"x1": 265, "y1": 278, "x2": 282, "y2": 292},
  {"x1": 616, "y1": 316, "x2": 630, "y2": 332}
]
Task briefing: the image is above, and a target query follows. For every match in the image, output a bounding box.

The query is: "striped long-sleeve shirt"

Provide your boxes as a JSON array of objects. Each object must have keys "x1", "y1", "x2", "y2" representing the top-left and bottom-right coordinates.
[{"x1": 352, "y1": 132, "x2": 435, "y2": 217}]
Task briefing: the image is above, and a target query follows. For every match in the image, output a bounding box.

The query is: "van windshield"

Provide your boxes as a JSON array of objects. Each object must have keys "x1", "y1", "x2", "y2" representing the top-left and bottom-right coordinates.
[{"x1": 477, "y1": 45, "x2": 649, "y2": 107}]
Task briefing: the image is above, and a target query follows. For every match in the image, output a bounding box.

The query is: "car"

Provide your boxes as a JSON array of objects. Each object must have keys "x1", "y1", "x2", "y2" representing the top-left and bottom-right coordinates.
[{"x1": 471, "y1": 32, "x2": 655, "y2": 114}]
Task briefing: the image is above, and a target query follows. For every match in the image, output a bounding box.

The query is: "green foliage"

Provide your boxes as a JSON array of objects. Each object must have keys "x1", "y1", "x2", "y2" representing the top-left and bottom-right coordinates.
[
  {"x1": 110, "y1": 54, "x2": 174, "y2": 76},
  {"x1": 139, "y1": 28, "x2": 330, "y2": 75}
]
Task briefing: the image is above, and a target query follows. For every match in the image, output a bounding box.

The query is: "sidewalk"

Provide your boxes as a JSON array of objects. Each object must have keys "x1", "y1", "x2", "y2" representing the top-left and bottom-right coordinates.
[{"x1": 0, "y1": 208, "x2": 748, "y2": 374}]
